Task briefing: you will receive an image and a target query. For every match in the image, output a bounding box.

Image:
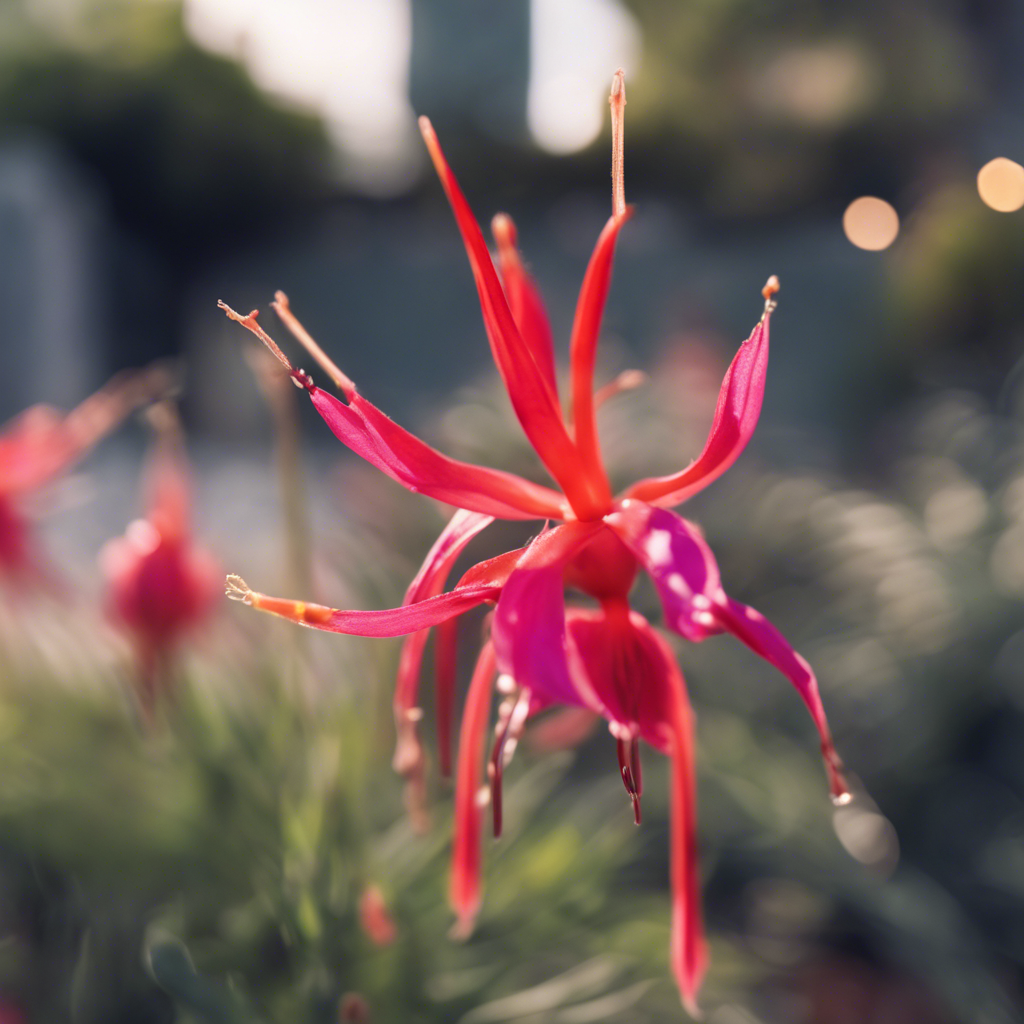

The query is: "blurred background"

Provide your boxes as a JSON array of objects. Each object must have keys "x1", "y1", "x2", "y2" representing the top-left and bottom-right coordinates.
[{"x1": 3, "y1": 0, "x2": 1024, "y2": 1021}]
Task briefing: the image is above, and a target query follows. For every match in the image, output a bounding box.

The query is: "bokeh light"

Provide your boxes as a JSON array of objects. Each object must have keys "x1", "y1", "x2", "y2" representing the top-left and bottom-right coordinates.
[
  {"x1": 842, "y1": 195, "x2": 899, "y2": 250},
  {"x1": 977, "y1": 157, "x2": 1024, "y2": 212}
]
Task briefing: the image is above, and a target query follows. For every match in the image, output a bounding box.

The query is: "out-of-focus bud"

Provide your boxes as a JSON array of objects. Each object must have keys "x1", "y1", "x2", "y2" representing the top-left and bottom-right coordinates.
[
  {"x1": 339, "y1": 992, "x2": 370, "y2": 1023},
  {"x1": 100, "y1": 403, "x2": 220, "y2": 718},
  {"x1": 357, "y1": 884, "x2": 397, "y2": 947}
]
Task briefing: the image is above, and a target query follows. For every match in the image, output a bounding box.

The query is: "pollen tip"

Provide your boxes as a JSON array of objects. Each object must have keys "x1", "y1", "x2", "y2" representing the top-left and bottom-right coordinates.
[
  {"x1": 491, "y1": 212, "x2": 516, "y2": 248},
  {"x1": 611, "y1": 68, "x2": 625, "y2": 100},
  {"x1": 762, "y1": 275, "x2": 780, "y2": 300},
  {"x1": 225, "y1": 574, "x2": 253, "y2": 605}
]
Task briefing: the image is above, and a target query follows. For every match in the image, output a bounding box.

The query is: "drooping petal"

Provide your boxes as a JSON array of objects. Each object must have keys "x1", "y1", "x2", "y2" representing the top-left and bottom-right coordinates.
[
  {"x1": 226, "y1": 575, "x2": 499, "y2": 637},
  {"x1": 633, "y1": 619, "x2": 708, "y2": 1014},
  {"x1": 623, "y1": 309, "x2": 771, "y2": 508},
  {"x1": 394, "y1": 510, "x2": 493, "y2": 779},
  {"x1": 450, "y1": 640, "x2": 496, "y2": 938},
  {"x1": 605, "y1": 500, "x2": 725, "y2": 642},
  {"x1": 491, "y1": 522, "x2": 605, "y2": 710},
  {"x1": 419, "y1": 118, "x2": 606, "y2": 519},
  {"x1": 712, "y1": 598, "x2": 849, "y2": 804},
  {"x1": 392, "y1": 509, "x2": 489, "y2": 788},
  {"x1": 434, "y1": 614, "x2": 459, "y2": 778},
  {"x1": 609, "y1": 501, "x2": 848, "y2": 803},
  {"x1": 492, "y1": 213, "x2": 558, "y2": 397},
  {"x1": 568, "y1": 211, "x2": 630, "y2": 505},
  {"x1": 309, "y1": 386, "x2": 566, "y2": 520}
]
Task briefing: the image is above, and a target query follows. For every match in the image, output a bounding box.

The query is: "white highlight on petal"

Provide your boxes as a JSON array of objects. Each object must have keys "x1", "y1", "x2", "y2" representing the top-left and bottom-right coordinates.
[
  {"x1": 126, "y1": 519, "x2": 160, "y2": 556},
  {"x1": 528, "y1": 0, "x2": 641, "y2": 154},
  {"x1": 644, "y1": 529, "x2": 673, "y2": 568}
]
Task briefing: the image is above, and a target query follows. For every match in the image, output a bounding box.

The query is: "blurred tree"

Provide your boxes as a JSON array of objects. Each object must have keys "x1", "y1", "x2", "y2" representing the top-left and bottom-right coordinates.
[{"x1": 0, "y1": 0, "x2": 334, "y2": 364}]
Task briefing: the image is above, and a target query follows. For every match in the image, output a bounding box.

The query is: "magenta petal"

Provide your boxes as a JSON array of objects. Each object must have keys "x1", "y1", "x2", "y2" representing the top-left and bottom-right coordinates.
[
  {"x1": 623, "y1": 310, "x2": 770, "y2": 508},
  {"x1": 712, "y1": 597, "x2": 849, "y2": 803},
  {"x1": 605, "y1": 500, "x2": 725, "y2": 642},
  {"x1": 249, "y1": 584, "x2": 499, "y2": 638},
  {"x1": 491, "y1": 522, "x2": 604, "y2": 710},
  {"x1": 307, "y1": 386, "x2": 566, "y2": 521}
]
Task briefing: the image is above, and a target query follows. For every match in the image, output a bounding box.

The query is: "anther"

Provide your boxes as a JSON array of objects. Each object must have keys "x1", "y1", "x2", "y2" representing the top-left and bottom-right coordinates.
[
  {"x1": 225, "y1": 574, "x2": 253, "y2": 605},
  {"x1": 610, "y1": 69, "x2": 627, "y2": 219},
  {"x1": 762, "y1": 275, "x2": 780, "y2": 315}
]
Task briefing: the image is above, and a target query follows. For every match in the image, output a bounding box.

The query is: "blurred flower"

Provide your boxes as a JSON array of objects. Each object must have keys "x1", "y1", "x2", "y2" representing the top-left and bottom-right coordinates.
[
  {"x1": 0, "y1": 370, "x2": 167, "y2": 588},
  {"x1": 101, "y1": 403, "x2": 220, "y2": 719},
  {"x1": 222, "y1": 72, "x2": 847, "y2": 1014}
]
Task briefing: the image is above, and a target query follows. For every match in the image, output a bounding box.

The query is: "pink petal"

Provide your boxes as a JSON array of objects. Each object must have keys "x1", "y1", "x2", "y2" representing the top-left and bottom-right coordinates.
[
  {"x1": 491, "y1": 522, "x2": 605, "y2": 709},
  {"x1": 623, "y1": 310, "x2": 771, "y2": 507},
  {"x1": 712, "y1": 598, "x2": 849, "y2": 804},
  {"x1": 492, "y1": 213, "x2": 559, "y2": 397},
  {"x1": 569, "y1": 212, "x2": 630, "y2": 504},
  {"x1": 608, "y1": 501, "x2": 849, "y2": 803},
  {"x1": 245, "y1": 583, "x2": 499, "y2": 637},
  {"x1": 308, "y1": 386, "x2": 566, "y2": 520},
  {"x1": 419, "y1": 119, "x2": 607, "y2": 519},
  {"x1": 450, "y1": 640, "x2": 496, "y2": 937},
  {"x1": 604, "y1": 501, "x2": 725, "y2": 642}
]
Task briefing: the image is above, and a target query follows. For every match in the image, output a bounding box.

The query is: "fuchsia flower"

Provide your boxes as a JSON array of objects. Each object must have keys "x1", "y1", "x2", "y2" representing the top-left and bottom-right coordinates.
[
  {"x1": 0, "y1": 372, "x2": 166, "y2": 588},
  {"x1": 101, "y1": 406, "x2": 220, "y2": 717},
  {"x1": 221, "y1": 72, "x2": 848, "y2": 1013}
]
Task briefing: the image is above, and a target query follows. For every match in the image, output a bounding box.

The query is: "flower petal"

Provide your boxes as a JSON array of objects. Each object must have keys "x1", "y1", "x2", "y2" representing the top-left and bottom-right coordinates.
[
  {"x1": 605, "y1": 500, "x2": 724, "y2": 642},
  {"x1": 450, "y1": 639, "x2": 496, "y2": 938},
  {"x1": 633, "y1": 619, "x2": 708, "y2": 1014},
  {"x1": 419, "y1": 118, "x2": 606, "y2": 518},
  {"x1": 623, "y1": 310, "x2": 771, "y2": 507},
  {"x1": 234, "y1": 579, "x2": 499, "y2": 637},
  {"x1": 308, "y1": 386, "x2": 566, "y2": 520},
  {"x1": 434, "y1": 615, "x2": 459, "y2": 778},
  {"x1": 569, "y1": 212, "x2": 630, "y2": 504},
  {"x1": 492, "y1": 213, "x2": 559, "y2": 398},
  {"x1": 491, "y1": 522, "x2": 605, "y2": 710},
  {"x1": 712, "y1": 597, "x2": 849, "y2": 804},
  {"x1": 393, "y1": 510, "x2": 490, "y2": 785},
  {"x1": 608, "y1": 501, "x2": 848, "y2": 802}
]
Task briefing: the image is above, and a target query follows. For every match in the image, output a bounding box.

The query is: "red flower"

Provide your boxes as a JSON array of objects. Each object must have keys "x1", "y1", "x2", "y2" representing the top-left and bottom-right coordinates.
[
  {"x1": 0, "y1": 371, "x2": 166, "y2": 588},
  {"x1": 222, "y1": 72, "x2": 847, "y2": 1013},
  {"x1": 101, "y1": 406, "x2": 220, "y2": 717}
]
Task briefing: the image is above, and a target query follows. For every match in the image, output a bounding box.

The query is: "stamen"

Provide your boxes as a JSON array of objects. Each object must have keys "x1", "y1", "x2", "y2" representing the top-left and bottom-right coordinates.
[
  {"x1": 594, "y1": 369, "x2": 648, "y2": 410},
  {"x1": 225, "y1": 574, "x2": 253, "y2": 605},
  {"x1": 610, "y1": 70, "x2": 626, "y2": 219},
  {"x1": 487, "y1": 688, "x2": 530, "y2": 838},
  {"x1": 272, "y1": 291, "x2": 357, "y2": 398},
  {"x1": 762, "y1": 275, "x2": 780, "y2": 317},
  {"x1": 616, "y1": 735, "x2": 643, "y2": 825},
  {"x1": 219, "y1": 301, "x2": 293, "y2": 372}
]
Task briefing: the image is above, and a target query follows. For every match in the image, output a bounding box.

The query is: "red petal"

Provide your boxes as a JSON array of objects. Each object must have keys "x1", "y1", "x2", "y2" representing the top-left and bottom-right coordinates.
[
  {"x1": 419, "y1": 119, "x2": 605, "y2": 519},
  {"x1": 492, "y1": 213, "x2": 559, "y2": 398},
  {"x1": 308, "y1": 386, "x2": 565, "y2": 520},
  {"x1": 635, "y1": 621, "x2": 708, "y2": 1013},
  {"x1": 394, "y1": 510, "x2": 493, "y2": 777},
  {"x1": 450, "y1": 640, "x2": 496, "y2": 937},
  {"x1": 569, "y1": 212, "x2": 630, "y2": 506},
  {"x1": 623, "y1": 311, "x2": 771, "y2": 507},
  {"x1": 712, "y1": 597, "x2": 849, "y2": 804},
  {"x1": 434, "y1": 615, "x2": 459, "y2": 778},
  {"x1": 246, "y1": 583, "x2": 499, "y2": 637}
]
